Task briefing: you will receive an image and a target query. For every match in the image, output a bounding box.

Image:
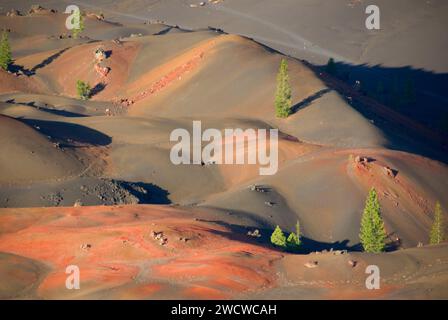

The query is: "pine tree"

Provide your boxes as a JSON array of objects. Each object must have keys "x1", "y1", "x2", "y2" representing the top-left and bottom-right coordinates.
[
  {"x1": 76, "y1": 80, "x2": 91, "y2": 100},
  {"x1": 359, "y1": 188, "x2": 387, "y2": 253},
  {"x1": 72, "y1": 10, "x2": 85, "y2": 39},
  {"x1": 430, "y1": 201, "x2": 445, "y2": 245},
  {"x1": 295, "y1": 220, "x2": 301, "y2": 246},
  {"x1": 271, "y1": 225, "x2": 286, "y2": 248},
  {"x1": 0, "y1": 30, "x2": 12, "y2": 71},
  {"x1": 275, "y1": 59, "x2": 292, "y2": 118},
  {"x1": 286, "y1": 232, "x2": 298, "y2": 249},
  {"x1": 286, "y1": 220, "x2": 302, "y2": 250},
  {"x1": 325, "y1": 58, "x2": 337, "y2": 76}
]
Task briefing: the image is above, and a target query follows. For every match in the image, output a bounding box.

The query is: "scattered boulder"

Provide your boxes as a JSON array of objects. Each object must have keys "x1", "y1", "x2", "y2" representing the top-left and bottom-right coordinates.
[
  {"x1": 348, "y1": 259, "x2": 357, "y2": 268},
  {"x1": 304, "y1": 261, "x2": 319, "y2": 268},
  {"x1": 151, "y1": 231, "x2": 168, "y2": 246},
  {"x1": 28, "y1": 5, "x2": 56, "y2": 15},
  {"x1": 247, "y1": 229, "x2": 261, "y2": 238},
  {"x1": 119, "y1": 98, "x2": 134, "y2": 107},
  {"x1": 201, "y1": 160, "x2": 216, "y2": 166},
  {"x1": 249, "y1": 185, "x2": 268, "y2": 193},
  {"x1": 353, "y1": 155, "x2": 374, "y2": 170},
  {"x1": 94, "y1": 64, "x2": 110, "y2": 78},
  {"x1": 178, "y1": 237, "x2": 189, "y2": 242},
  {"x1": 58, "y1": 33, "x2": 72, "y2": 39},
  {"x1": 6, "y1": 9, "x2": 22, "y2": 17},
  {"x1": 146, "y1": 18, "x2": 165, "y2": 24},
  {"x1": 333, "y1": 250, "x2": 347, "y2": 255},
  {"x1": 151, "y1": 231, "x2": 163, "y2": 240},
  {"x1": 354, "y1": 155, "x2": 369, "y2": 164},
  {"x1": 94, "y1": 47, "x2": 107, "y2": 62},
  {"x1": 86, "y1": 12, "x2": 105, "y2": 20},
  {"x1": 80, "y1": 243, "x2": 92, "y2": 251},
  {"x1": 383, "y1": 166, "x2": 398, "y2": 178},
  {"x1": 73, "y1": 199, "x2": 82, "y2": 207}
]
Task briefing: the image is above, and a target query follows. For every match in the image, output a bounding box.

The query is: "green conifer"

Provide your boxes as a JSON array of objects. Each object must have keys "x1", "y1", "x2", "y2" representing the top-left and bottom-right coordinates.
[
  {"x1": 359, "y1": 188, "x2": 387, "y2": 253},
  {"x1": 72, "y1": 10, "x2": 85, "y2": 39},
  {"x1": 271, "y1": 225, "x2": 287, "y2": 248},
  {"x1": 0, "y1": 30, "x2": 12, "y2": 71},
  {"x1": 76, "y1": 80, "x2": 91, "y2": 100},
  {"x1": 286, "y1": 220, "x2": 302, "y2": 250},
  {"x1": 275, "y1": 59, "x2": 292, "y2": 118},
  {"x1": 430, "y1": 201, "x2": 445, "y2": 245}
]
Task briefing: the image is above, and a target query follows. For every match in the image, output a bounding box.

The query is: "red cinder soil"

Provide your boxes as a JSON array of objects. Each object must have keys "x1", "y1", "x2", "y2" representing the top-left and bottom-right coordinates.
[{"x1": 0, "y1": 205, "x2": 282, "y2": 299}]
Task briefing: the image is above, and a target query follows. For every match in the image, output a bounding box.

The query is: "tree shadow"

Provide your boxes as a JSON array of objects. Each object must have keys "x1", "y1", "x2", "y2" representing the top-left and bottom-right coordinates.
[
  {"x1": 5, "y1": 99, "x2": 87, "y2": 118},
  {"x1": 154, "y1": 26, "x2": 174, "y2": 35},
  {"x1": 291, "y1": 88, "x2": 332, "y2": 114},
  {"x1": 302, "y1": 60, "x2": 448, "y2": 163},
  {"x1": 8, "y1": 64, "x2": 32, "y2": 76},
  {"x1": 198, "y1": 219, "x2": 368, "y2": 254},
  {"x1": 200, "y1": 219, "x2": 403, "y2": 254},
  {"x1": 19, "y1": 118, "x2": 111, "y2": 146},
  {"x1": 118, "y1": 181, "x2": 171, "y2": 204},
  {"x1": 104, "y1": 50, "x2": 112, "y2": 59},
  {"x1": 29, "y1": 47, "x2": 70, "y2": 74},
  {"x1": 8, "y1": 47, "x2": 70, "y2": 76},
  {"x1": 90, "y1": 82, "x2": 107, "y2": 97}
]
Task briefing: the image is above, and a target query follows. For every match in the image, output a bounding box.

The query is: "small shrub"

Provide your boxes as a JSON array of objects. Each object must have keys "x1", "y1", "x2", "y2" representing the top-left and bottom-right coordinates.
[{"x1": 76, "y1": 80, "x2": 91, "y2": 100}]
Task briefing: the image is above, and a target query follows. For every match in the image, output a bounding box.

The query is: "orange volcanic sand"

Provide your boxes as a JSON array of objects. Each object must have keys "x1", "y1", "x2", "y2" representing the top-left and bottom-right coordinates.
[{"x1": 0, "y1": 205, "x2": 282, "y2": 299}]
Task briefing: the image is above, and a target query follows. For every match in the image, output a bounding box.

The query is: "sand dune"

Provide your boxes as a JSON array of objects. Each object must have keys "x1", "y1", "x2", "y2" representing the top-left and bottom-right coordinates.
[
  {"x1": 0, "y1": 5, "x2": 447, "y2": 299},
  {"x1": 1, "y1": 10, "x2": 446, "y2": 240},
  {"x1": 0, "y1": 114, "x2": 83, "y2": 184},
  {"x1": 0, "y1": 205, "x2": 446, "y2": 299}
]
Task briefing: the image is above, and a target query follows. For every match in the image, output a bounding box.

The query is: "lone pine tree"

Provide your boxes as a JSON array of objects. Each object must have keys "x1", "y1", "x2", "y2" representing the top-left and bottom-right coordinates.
[
  {"x1": 359, "y1": 188, "x2": 387, "y2": 253},
  {"x1": 430, "y1": 201, "x2": 445, "y2": 245},
  {"x1": 275, "y1": 59, "x2": 292, "y2": 118},
  {"x1": 0, "y1": 30, "x2": 12, "y2": 71}
]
